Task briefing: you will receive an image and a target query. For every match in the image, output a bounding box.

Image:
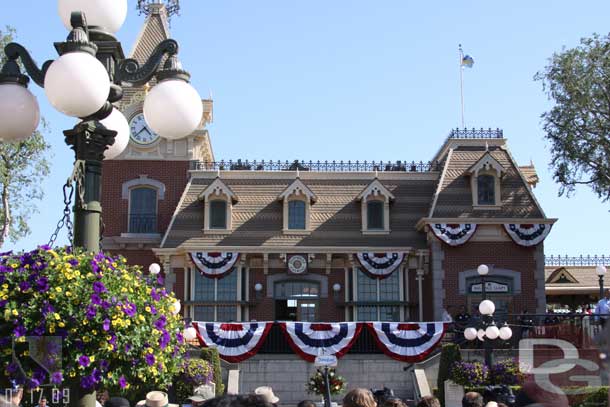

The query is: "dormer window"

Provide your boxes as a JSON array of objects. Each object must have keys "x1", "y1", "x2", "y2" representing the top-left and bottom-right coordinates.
[
  {"x1": 357, "y1": 179, "x2": 394, "y2": 234},
  {"x1": 278, "y1": 178, "x2": 317, "y2": 234},
  {"x1": 467, "y1": 153, "x2": 504, "y2": 209},
  {"x1": 198, "y1": 178, "x2": 238, "y2": 233}
]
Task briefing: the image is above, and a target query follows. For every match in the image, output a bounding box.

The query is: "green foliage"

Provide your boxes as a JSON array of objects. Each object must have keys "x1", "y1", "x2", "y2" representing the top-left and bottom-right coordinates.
[
  {"x1": 572, "y1": 386, "x2": 608, "y2": 407},
  {"x1": 200, "y1": 348, "x2": 224, "y2": 395},
  {"x1": 436, "y1": 343, "x2": 462, "y2": 406},
  {"x1": 174, "y1": 358, "x2": 214, "y2": 403},
  {"x1": 0, "y1": 247, "x2": 186, "y2": 393},
  {"x1": 535, "y1": 33, "x2": 610, "y2": 202},
  {"x1": 306, "y1": 368, "x2": 347, "y2": 396},
  {"x1": 0, "y1": 27, "x2": 52, "y2": 247},
  {"x1": 450, "y1": 361, "x2": 488, "y2": 387}
]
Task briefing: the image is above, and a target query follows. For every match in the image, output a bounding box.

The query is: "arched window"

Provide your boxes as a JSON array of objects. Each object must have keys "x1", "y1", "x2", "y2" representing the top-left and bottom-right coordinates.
[
  {"x1": 209, "y1": 200, "x2": 227, "y2": 229},
  {"x1": 129, "y1": 187, "x2": 157, "y2": 233},
  {"x1": 477, "y1": 174, "x2": 496, "y2": 205},
  {"x1": 288, "y1": 200, "x2": 306, "y2": 230},
  {"x1": 367, "y1": 201, "x2": 384, "y2": 230}
]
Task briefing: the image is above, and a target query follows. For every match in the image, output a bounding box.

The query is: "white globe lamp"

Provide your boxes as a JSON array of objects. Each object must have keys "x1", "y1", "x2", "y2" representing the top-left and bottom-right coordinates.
[
  {"x1": 597, "y1": 265, "x2": 607, "y2": 276},
  {"x1": 485, "y1": 325, "x2": 500, "y2": 340},
  {"x1": 477, "y1": 329, "x2": 486, "y2": 341},
  {"x1": 333, "y1": 283, "x2": 342, "y2": 292},
  {"x1": 499, "y1": 326, "x2": 513, "y2": 341},
  {"x1": 464, "y1": 327, "x2": 477, "y2": 341},
  {"x1": 254, "y1": 283, "x2": 263, "y2": 292},
  {"x1": 183, "y1": 326, "x2": 197, "y2": 341},
  {"x1": 58, "y1": 0, "x2": 128, "y2": 34},
  {"x1": 172, "y1": 300, "x2": 181, "y2": 315},
  {"x1": 0, "y1": 84, "x2": 40, "y2": 141},
  {"x1": 101, "y1": 108, "x2": 129, "y2": 159},
  {"x1": 479, "y1": 299, "x2": 496, "y2": 316},
  {"x1": 148, "y1": 263, "x2": 161, "y2": 275},
  {"x1": 477, "y1": 264, "x2": 489, "y2": 276},
  {"x1": 44, "y1": 52, "x2": 110, "y2": 117},
  {"x1": 143, "y1": 79, "x2": 203, "y2": 140}
]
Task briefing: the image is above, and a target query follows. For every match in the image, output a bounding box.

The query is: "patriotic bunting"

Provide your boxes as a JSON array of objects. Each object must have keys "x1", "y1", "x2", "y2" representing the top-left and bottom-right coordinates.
[
  {"x1": 356, "y1": 252, "x2": 405, "y2": 279},
  {"x1": 190, "y1": 252, "x2": 240, "y2": 278},
  {"x1": 503, "y1": 224, "x2": 551, "y2": 247},
  {"x1": 192, "y1": 322, "x2": 272, "y2": 363},
  {"x1": 366, "y1": 322, "x2": 446, "y2": 363},
  {"x1": 430, "y1": 223, "x2": 477, "y2": 246},
  {"x1": 280, "y1": 322, "x2": 362, "y2": 362}
]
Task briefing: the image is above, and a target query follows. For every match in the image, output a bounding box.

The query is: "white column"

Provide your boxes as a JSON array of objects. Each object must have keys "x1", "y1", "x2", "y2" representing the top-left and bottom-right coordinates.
[{"x1": 416, "y1": 269, "x2": 424, "y2": 321}]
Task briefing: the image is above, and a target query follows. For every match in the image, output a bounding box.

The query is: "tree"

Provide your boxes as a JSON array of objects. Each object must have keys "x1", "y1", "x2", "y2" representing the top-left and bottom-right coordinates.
[
  {"x1": 0, "y1": 27, "x2": 51, "y2": 247},
  {"x1": 535, "y1": 33, "x2": 610, "y2": 202}
]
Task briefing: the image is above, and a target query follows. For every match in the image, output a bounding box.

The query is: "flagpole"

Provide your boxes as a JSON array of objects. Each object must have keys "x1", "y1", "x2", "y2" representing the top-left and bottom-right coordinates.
[{"x1": 459, "y1": 44, "x2": 465, "y2": 128}]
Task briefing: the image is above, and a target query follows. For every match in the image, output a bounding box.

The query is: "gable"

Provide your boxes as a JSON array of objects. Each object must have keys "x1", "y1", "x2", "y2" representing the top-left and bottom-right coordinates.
[
  {"x1": 546, "y1": 267, "x2": 579, "y2": 284},
  {"x1": 277, "y1": 178, "x2": 317, "y2": 203},
  {"x1": 356, "y1": 179, "x2": 395, "y2": 202},
  {"x1": 198, "y1": 178, "x2": 238, "y2": 203}
]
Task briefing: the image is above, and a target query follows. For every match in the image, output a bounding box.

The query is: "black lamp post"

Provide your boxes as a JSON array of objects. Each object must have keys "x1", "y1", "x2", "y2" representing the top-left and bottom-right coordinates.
[
  {"x1": 597, "y1": 265, "x2": 607, "y2": 300},
  {"x1": 0, "y1": 3, "x2": 203, "y2": 254}
]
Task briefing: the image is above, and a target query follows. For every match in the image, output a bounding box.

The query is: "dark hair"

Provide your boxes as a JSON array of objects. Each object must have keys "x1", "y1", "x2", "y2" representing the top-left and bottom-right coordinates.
[
  {"x1": 105, "y1": 397, "x2": 130, "y2": 407},
  {"x1": 462, "y1": 392, "x2": 484, "y2": 407},
  {"x1": 202, "y1": 395, "x2": 273, "y2": 407},
  {"x1": 416, "y1": 396, "x2": 440, "y2": 407},
  {"x1": 381, "y1": 398, "x2": 406, "y2": 407},
  {"x1": 297, "y1": 401, "x2": 316, "y2": 407}
]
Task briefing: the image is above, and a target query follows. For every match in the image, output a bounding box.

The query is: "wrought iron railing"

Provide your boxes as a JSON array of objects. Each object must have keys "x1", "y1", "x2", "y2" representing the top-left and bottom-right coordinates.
[
  {"x1": 190, "y1": 159, "x2": 441, "y2": 172},
  {"x1": 448, "y1": 127, "x2": 504, "y2": 139},
  {"x1": 128, "y1": 213, "x2": 157, "y2": 234},
  {"x1": 545, "y1": 255, "x2": 610, "y2": 266}
]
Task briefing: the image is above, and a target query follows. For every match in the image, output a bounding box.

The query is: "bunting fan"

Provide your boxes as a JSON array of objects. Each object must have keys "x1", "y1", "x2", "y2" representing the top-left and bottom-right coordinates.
[
  {"x1": 356, "y1": 252, "x2": 405, "y2": 278},
  {"x1": 366, "y1": 322, "x2": 446, "y2": 362},
  {"x1": 430, "y1": 223, "x2": 477, "y2": 246},
  {"x1": 192, "y1": 322, "x2": 272, "y2": 363},
  {"x1": 503, "y1": 224, "x2": 551, "y2": 247},
  {"x1": 190, "y1": 252, "x2": 240, "y2": 278},
  {"x1": 280, "y1": 322, "x2": 362, "y2": 362}
]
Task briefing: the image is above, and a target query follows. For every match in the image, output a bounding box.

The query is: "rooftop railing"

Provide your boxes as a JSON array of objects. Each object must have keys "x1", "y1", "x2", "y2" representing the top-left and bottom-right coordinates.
[
  {"x1": 190, "y1": 159, "x2": 441, "y2": 172},
  {"x1": 545, "y1": 255, "x2": 610, "y2": 266},
  {"x1": 448, "y1": 127, "x2": 504, "y2": 139}
]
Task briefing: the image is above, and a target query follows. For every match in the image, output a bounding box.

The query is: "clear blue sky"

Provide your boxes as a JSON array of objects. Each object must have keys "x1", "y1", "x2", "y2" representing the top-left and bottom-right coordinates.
[{"x1": 2, "y1": 1, "x2": 609, "y2": 256}]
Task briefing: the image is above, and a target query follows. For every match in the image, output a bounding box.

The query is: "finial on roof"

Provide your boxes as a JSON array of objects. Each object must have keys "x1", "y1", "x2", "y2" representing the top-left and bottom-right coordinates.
[
  {"x1": 374, "y1": 169, "x2": 379, "y2": 178},
  {"x1": 217, "y1": 168, "x2": 220, "y2": 178},
  {"x1": 296, "y1": 168, "x2": 300, "y2": 178},
  {"x1": 485, "y1": 142, "x2": 489, "y2": 151},
  {"x1": 137, "y1": 0, "x2": 180, "y2": 19}
]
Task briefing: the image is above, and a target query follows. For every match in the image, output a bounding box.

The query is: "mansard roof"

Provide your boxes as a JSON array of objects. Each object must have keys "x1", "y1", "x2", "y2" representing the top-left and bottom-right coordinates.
[
  {"x1": 161, "y1": 172, "x2": 438, "y2": 250},
  {"x1": 356, "y1": 179, "x2": 395, "y2": 202},
  {"x1": 198, "y1": 178, "x2": 238, "y2": 203},
  {"x1": 428, "y1": 146, "x2": 546, "y2": 219},
  {"x1": 277, "y1": 178, "x2": 317, "y2": 203}
]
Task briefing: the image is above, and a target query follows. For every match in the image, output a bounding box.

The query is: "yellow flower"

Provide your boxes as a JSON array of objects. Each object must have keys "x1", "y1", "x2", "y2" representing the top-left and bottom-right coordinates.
[
  {"x1": 49, "y1": 325, "x2": 56, "y2": 334},
  {"x1": 1, "y1": 284, "x2": 7, "y2": 289},
  {"x1": 49, "y1": 294, "x2": 56, "y2": 300},
  {"x1": 147, "y1": 348, "x2": 154, "y2": 354},
  {"x1": 58, "y1": 322, "x2": 65, "y2": 328},
  {"x1": 138, "y1": 315, "x2": 145, "y2": 322},
  {"x1": 112, "y1": 262, "x2": 118, "y2": 268},
  {"x1": 107, "y1": 372, "x2": 113, "y2": 378},
  {"x1": 145, "y1": 306, "x2": 151, "y2": 313},
  {"x1": 82, "y1": 319, "x2": 88, "y2": 326},
  {"x1": 83, "y1": 336, "x2": 90, "y2": 343},
  {"x1": 89, "y1": 355, "x2": 95, "y2": 362},
  {"x1": 69, "y1": 371, "x2": 76, "y2": 378},
  {"x1": 55, "y1": 287, "x2": 62, "y2": 293},
  {"x1": 11, "y1": 310, "x2": 18, "y2": 316},
  {"x1": 107, "y1": 344, "x2": 114, "y2": 351},
  {"x1": 53, "y1": 313, "x2": 60, "y2": 320},
  {"x1": 66, "y1": 291, "x2": 72, "y2": 297}
]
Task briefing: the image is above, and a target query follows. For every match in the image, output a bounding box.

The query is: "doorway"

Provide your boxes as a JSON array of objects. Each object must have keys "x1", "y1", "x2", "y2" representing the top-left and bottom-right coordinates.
[{"x1": 274, "y1": 280, "x2": 320, "y2": 321}]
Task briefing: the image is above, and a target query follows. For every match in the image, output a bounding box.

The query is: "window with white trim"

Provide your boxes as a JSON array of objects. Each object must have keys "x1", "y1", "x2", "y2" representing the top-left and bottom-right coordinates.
[
  {"x1": 128, "y1": 187, "x2": 157, "y2": 233},
  {"x1": 477, "y1": 174, "x2": 495, "y2": 205},
  {"x1": 356, "y1": 269, "x2": 400, "y2": 321},
  {"x1": 288, "y1": 200, "x2": 306, "y2": 230},
  {"x1": 278, "y1": 179, "x2": 316, "y2": 233},
  {"x1": 209, "y1": 200, "x2": 228, "y2": 229},
  {"x1": 366, "y1": 200, "x2": 384, "y2": 230},
  {"x1": 199, "y1": 178, "x2": 237, "y2": 232},
  {"x1": 357, "y1": 179, "x2": 394, "y2": 234},
  {"x1": 193, "y1": 269, "x2": 239, "y2": 322},
  {"x1": 467, "y1": 152, "x2": 504, "y2": 208}
]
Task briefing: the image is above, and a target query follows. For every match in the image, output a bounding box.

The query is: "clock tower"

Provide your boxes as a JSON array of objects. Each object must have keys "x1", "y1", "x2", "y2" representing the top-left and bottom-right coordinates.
[{"x1": 101, "y1": 1, "x2": 213, "y2": 262}]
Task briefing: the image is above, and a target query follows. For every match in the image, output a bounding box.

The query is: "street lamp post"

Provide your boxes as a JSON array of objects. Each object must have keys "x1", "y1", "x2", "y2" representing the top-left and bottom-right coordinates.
[
  {"x1": 0, "y1": 1, "x2": 203, "y2": 253},
  {"x1": 597, "y1": 265, "x2": 607, "y2": 300}
]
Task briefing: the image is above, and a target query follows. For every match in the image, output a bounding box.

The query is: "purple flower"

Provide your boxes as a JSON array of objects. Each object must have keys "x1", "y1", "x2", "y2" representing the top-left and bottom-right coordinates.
[
  {"x1": 118, "y1": 376, "x2": 127, "y2": 389},
  {"x1": 6, "y1": 362, "x2": 19, "y2": 374},
  {"x1": 41, "y1": 302, "x2": 54, "y2": 316},
  {"x1": 68, "y1": 258, "x2": 79, "y2": 267},
  {"x1": 90, "y1": 293, "x2": 102, "y2": 306},
  {"x1": 36, "y1": 277, "x2": 49, "y2": 292},
  {"x1": 176, "y1": 332, "x2": 184, "y2": 344},
  {"x1": 145, "y1": 353, "x2": 155, "y2": 366},
  {"x1": 150, "y1": 289, "x2": 161, "y2": 302},
  {"x1": 124, "y1": 344, "x2": 131, "y2": 353},
  {"x1": 150, "y1": 305, "x2": 157, "y2": 315},
  {"x1": 154, "y1": 315, "x2": 166, "y2": 330},
  {"x1": 0, "y1": 300, "x2": 6, "y2": 308},
  {"x1": 99, "y1": 360, "x2": 109, "y2": 371},
  {"x1": 157, "y1": 275, "x2": 164, "y2": 285},
  {"x1": 159, "y1": 331, "x2": 171, "y2": 349},
  {"x1": 123, "y1": 302, "x2": 137, "y2": 318},
  {"x1": 92, "y1": 281, "x2": 107, "y2": 293},
  {"x1": 85, "y1": 305, "x2": 97, "y2": 320},
  {"x1": 102, "y1": 319, "x2": 110, "y2": 331},
  {"x1": 14, "y1": 325, "x2": 26, "y2": 337},
  {"x1": 80, "y1": 376, "x2": 95, "y2": 390},
  {"x1": 18, "y1": 281, "x2": 30, "y2": 291},
  {"x1": 50, "y1": 371, "x2": 63, "y2": 385},
  {"x1": 100, "y1": 300, "x2": 111, "y2": 310},
  {"x1": 78, "y1": 355, "x2": 90, "y2": 368},
  {"x1": 38, "y1": 245, "x2": 51, "y2": 251},
  {"x1": 28, "y1": 378, "x2": 41, "y2": 389},
  {"x1": 108, "y1": 334, "x2": 117, "y2": 346}
]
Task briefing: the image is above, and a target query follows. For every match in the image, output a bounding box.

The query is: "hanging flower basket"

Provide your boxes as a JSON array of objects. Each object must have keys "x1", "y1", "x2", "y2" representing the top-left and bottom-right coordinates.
[
  {"x1": 0, "y1": 246, "x2": 186, "y2": 396},
  {"x1": 306, "y1": 368, "x2": 346, "y2": 396}
]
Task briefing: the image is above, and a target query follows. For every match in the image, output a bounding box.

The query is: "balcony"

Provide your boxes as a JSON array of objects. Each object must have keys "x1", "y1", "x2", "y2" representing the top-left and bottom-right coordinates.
[{"x1": 128, "y1": 213, "x2": 157, "y2": 234}]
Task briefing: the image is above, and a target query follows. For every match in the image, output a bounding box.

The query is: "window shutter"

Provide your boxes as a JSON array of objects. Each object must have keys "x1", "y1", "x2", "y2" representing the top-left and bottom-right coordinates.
[{"x1": 210, "y1": 200, "x2": 227, "y2": 229}]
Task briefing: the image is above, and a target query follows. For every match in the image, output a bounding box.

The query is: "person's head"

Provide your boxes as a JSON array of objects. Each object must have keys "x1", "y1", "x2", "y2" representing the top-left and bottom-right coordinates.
[
  {"x1": 297, "y1": 401, "x2": 316, "y2": 407},
  {"x1": 253, "y1": 386, "x2": 279, "y2": 405},
  {"x1": 343, "y1": 389, "x2": 377, "y2": 407},
  {"x1": 39, "y1": 398, "x2": 47, "y2": 407},
  {"x1": 202, "y1": 395, "x2": 273, "y2": 407},
  {"x1": 462, "y1": 392, "x2": 484, "y2": 407},
  {"x1": 105, "y1": 398, "x2": 130, "y2": 407},
  {"x1": 416, "y1": 396, "x2": 440, "y2": 407},
  {"x1": 381, "y1": 398, "x2": 406, "y2": 407}
]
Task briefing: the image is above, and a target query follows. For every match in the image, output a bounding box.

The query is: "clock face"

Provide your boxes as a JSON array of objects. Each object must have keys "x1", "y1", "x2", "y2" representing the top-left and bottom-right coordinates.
[{"x1": 129, "y1": 113, "x2": 159, "y2": 146}]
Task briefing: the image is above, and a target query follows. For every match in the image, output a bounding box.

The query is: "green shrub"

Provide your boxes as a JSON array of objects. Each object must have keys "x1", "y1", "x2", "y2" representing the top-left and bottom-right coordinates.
[
  {"x1": 174, "y1": 358, "x2": 214, "y2": 403},
  {"x1": 437, "y1": 343, "x2": 462, "y2": 406},
  {"x1": 574, "y1": 386, "x2": 608, "y2": 407},
  {"x1": 201, "y1": 348, "x2": 224, "y2": 395}
]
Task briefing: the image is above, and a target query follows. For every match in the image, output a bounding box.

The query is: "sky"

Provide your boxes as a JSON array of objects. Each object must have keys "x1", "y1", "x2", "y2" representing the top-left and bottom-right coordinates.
[{"x1": 2, "y1": 0, "x2": 610, "y2": 256}]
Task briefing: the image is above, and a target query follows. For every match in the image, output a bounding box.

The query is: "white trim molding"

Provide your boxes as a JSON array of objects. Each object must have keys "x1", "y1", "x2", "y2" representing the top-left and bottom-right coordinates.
[
  {"x1": 278, "y1": 178, "x2": 316, "y2": 233},
  {"x1": 199, "y1": 177, "x2": 238, "y2": 233},
  {"x1": 121, "y1": 175, "x2": 166, "y2": 200}
]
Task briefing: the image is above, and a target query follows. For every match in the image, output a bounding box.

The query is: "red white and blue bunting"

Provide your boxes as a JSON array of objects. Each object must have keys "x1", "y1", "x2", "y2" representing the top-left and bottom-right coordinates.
[
  {"x1": 190, "y1": 252, "x2": 240, "y2": 278},
  {"x1": 503, "y1": 224, "x2": 552, "y2": 247},
  {"x1": 192, "y1": 322, "x2": 272, "y2": 363},
  {"x1": 356, "y1": 252, "x2": 406, "y2": 279},
  {"x1": 430, "y1": 223, "x2": 477, "y2": 246},
  {"x1": 279, "y1": 322, "x2": 362, "y2": 362},
  {"x1": 366, "y1": 322, "x2": 446, "y2": 362}
]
